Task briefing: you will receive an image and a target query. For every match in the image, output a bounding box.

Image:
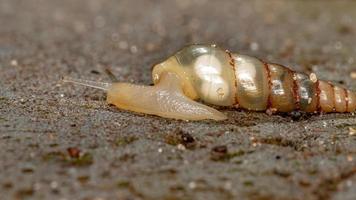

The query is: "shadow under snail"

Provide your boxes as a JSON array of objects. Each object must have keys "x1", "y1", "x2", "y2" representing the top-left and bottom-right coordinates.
[{"x1": 63, "y1": 44, "x2": 356, "y2": 121}]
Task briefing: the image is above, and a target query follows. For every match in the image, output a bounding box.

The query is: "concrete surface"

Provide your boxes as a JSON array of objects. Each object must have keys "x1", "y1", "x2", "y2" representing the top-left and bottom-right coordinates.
[{"x1": 1, "y1": 0, "x2": 356, "y2": 199}]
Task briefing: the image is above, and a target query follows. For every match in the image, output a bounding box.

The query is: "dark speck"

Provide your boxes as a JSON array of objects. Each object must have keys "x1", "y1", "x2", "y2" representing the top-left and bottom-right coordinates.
[
  {"x1": 165, "y1": 129, "x2": 196, "y2": 149},
  {"x1": 289, "y1": 111, "x2": 303, "y2": 120},
  {"x1": 2, "y1": 182, "x2": 13, "y2": 189},
  {"x1": 22, "y1": 168, "x2": 34, "y2": 173},
  {"x1": 90, "y1": 70, "x2": 100, "y2": 74},
  {"x1": 181, "y1": 132, "x2": 195, "y2": 147},
  {"x1": 338, "y1": 25, "x2": 353, "y2": 35},
  {"x1": 211, "y1": 145, "x2": 228, "y2": 161},
  {"x1": 67, "y1": 147, "x2": 81, "y2": 158},
  {"x1": 16, "y1": 188, "x2": 34, "y2": 198},
  {"x1": 284, "y1": 111, "x2": 311, "y2": 121},
  {"x1": 212, "y1": 145, "x2": 227, "y2": 154}
]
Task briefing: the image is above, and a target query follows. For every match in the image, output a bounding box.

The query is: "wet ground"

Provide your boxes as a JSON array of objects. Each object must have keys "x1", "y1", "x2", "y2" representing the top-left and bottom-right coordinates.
[{"x1": 1, "y1": 0, "x2": 356, "y2": 199}]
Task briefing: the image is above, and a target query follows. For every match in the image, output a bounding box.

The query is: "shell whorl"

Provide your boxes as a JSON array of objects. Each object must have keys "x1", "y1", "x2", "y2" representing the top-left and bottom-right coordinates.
[{"x1": 228, "y1": 51, "x2": 356, "y2": 113}]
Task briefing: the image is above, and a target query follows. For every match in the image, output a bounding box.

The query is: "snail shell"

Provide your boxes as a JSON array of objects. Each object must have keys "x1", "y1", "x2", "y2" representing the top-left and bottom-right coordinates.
[{"x1": 152, "y1": 44, "x2": 356, "y2": 114}]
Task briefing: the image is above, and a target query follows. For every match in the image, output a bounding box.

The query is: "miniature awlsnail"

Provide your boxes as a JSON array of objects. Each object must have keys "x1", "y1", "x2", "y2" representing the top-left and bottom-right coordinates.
[{"x1": 63, "y1": 44, "x2": 356, "y2": 121}]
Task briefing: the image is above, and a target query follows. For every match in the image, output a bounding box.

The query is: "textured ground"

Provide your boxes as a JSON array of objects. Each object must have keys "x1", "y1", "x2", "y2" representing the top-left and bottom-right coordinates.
[{"x1": 1, "y1": 0, "x2": 356, "y2": 200}]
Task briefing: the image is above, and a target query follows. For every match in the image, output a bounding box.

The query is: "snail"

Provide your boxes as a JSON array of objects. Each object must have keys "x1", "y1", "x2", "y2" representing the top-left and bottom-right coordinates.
[{"x1": 63, "y1": 44, "x2": 356, "y2": 121}]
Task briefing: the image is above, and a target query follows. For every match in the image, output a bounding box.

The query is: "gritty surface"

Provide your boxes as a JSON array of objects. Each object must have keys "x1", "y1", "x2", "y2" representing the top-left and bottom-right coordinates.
[{"x1": 0, "y1": 0, "x2": 356, "y2": 200}]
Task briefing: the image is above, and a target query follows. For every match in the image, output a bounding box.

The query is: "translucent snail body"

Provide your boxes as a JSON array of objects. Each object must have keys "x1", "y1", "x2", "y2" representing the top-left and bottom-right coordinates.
[{"x1": 63, "y1": 44, "x2": 356, "y2": 121}]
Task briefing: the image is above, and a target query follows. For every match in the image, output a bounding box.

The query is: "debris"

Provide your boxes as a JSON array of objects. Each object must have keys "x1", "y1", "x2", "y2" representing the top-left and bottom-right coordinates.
[
  {"x1": 67, "y1": 147, "x2": 81, "y2": 158},
  {"x1": 349, "y1": 127, "x2": 356, "y2": 135},
  {"x1": 351, "y1": 72, "x2": 356, "y2": 79}
]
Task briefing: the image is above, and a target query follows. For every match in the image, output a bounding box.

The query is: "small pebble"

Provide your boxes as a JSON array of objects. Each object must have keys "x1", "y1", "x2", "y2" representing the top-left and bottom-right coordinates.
[
  {"x1": 351, "y1": 72, "x2": 356, "y2": 79},
  {"x1": 130, "y1": 45, "x2": 138, "y2": 54},
  {"x1": 210, "y1": 145, "x2": 228, "y2": 161},
  {"x1": 347, "y1": 155, "x2": 353, "y2": 162},
  {"x1": 188, "y1": 181, "x2": 196, "y2": 189},
  {"x1": 266, "y1": 108, "x2": 277, "y2": 115},
  {"x1": 50, "y1": 181, "x2": 58, "y2": 189},
  {"x1": 224, "y1": 181, "x2": 232, "y2": 190},
  {"x1": 346, "y1": 180, "x2": 353, "y2": 187},
  {"x1": 249, "y1": 42, "x2": 259, "y2": 51},
  {"x1": 67, "y1": 147, "x2": 80, "y2": 158},
  {"x1": 177, "y1": 144, "x2": 186, "y2": 150},
  {"x1": 322, "y1": 121, "x2": 328, "y2": 127},
  {"x1": 212, "y1": 145, "x2": 227, "y2": 154},
  {"x1": 10, "y1": 60, "x2": 18, "y2": 66},
  {"x1": 349, "y1": 127, "x2": 356, "y2": 135}
]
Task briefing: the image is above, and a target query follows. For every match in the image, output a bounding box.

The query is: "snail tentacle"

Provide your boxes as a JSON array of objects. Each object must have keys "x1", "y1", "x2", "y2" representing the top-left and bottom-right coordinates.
[{"x1": 62, "y1": 77, "x2": 111, "y2": 91}]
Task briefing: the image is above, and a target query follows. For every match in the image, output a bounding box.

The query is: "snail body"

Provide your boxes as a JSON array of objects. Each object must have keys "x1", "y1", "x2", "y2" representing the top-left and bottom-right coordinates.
[{"x1": 63, "y1": 44, "x2": 356, "y2": 121}]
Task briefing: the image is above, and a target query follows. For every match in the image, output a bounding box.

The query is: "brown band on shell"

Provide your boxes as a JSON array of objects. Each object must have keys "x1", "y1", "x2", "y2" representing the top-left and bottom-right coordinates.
[
  {"x1": 329, "y1": 82, "x2": 336, "y2": 112},
  {"x1": 225, "y1": 50, "x2": 239, "y2": 107},
  {"x1": 316, "y1": 80, "x2": 321, "y2": 112},
  {"x1": 262, "y1": 61, "x2": 272, "y2": 109},
  {"x1": 344, "y1": 88, "x2": 349, "y2": 112},
  {"x1": 291, "y1": 71, "x2": 300, "y2": 110}
]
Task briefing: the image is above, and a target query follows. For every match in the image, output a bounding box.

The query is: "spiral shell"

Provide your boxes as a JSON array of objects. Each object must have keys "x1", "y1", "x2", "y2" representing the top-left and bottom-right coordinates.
[{"x1": 152, "y1": 44, "x2": 356, "y2": 113}]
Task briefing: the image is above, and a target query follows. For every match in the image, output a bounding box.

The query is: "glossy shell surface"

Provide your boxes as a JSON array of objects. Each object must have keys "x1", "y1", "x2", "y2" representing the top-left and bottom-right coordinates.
[
  {"x1": 152, "y1": 44, "x2": 356, "y2": 113},
  {"x1": 174, "y1": 45, "x2": 236, "y2": 106}
]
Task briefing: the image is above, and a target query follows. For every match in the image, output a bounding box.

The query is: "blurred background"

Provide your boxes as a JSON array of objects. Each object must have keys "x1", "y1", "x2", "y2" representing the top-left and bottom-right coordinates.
[{"x1": 1, "y1": 0, "x2": 356, "y2": 199}]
